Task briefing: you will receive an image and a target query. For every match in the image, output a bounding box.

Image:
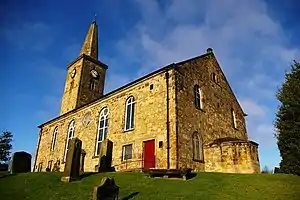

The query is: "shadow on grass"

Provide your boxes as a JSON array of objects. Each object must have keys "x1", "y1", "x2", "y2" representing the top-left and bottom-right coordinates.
[
  {"x1": 80, "y1": 172, "x2": 98, "y2": 180},
  {"x1": 186, "y1": 173, "x2": 197, "y2": 180},
  {"x1": 121, "y1": 192, "x2": 139, "y2": 200}
]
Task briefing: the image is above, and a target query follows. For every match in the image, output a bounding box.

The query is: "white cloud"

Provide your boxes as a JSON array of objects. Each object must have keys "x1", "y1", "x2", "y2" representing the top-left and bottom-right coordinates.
[{"x1": 240, "y1": 99, "x2": 266, "y2": 117}]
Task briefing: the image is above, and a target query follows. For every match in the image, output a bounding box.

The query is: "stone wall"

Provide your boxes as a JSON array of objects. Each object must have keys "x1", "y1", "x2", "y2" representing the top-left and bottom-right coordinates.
[
  {"x1": 35, "y1": 68, "x2": 177, "y2": 172},
  {"x1": 204, "y1": 141, "x2": 260, "y2": 173},
  {"x1": 175, "y1": 52, "x2": 250, "y2": 171}
]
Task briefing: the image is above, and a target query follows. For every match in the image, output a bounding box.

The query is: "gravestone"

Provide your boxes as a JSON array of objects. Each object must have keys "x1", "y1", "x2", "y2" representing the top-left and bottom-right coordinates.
[
  {"x1": 98, "y1": 139, "x2": 113, "y2": 172},
  {"x1": 10, "y1": 151, "x2": 32, "y2": 174},
  {"x1": 61, "y1": 138, "x2": 82, "y2": 182},
  {"x1": 92, "y1": 177, "x2": 119, "y2": 200},
  {"x1": 80, "y1": 149, "x2": 86, "y2": 173}
]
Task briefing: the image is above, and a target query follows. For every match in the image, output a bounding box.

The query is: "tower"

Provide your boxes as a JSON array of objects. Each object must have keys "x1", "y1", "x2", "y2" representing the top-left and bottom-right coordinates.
[{"x1": 60, "y1": 20, "x2": 107, "y2": 115}]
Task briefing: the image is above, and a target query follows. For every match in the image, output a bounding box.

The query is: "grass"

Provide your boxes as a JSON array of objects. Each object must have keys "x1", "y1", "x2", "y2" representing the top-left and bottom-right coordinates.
[{"x1": 0, "y1": 172, "x2": 300, "y2": 200}]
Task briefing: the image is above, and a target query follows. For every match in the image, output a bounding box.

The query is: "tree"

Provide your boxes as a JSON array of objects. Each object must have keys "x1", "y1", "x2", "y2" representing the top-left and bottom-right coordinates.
[
  {"x1": 275, "y1": 60, "x2": 300, "y2": 176},
  {"x1": 0, "y1": 131, "x2": 13, "y2": 163},
  {"x1": 261, "y1": 165, "x2": 273, "y2": 174}
]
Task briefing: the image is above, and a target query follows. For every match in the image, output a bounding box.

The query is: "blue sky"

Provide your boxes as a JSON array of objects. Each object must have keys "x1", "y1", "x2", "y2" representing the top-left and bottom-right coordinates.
[{"x1": 1, "y1": 0, "x2": 299, "y2": 169}]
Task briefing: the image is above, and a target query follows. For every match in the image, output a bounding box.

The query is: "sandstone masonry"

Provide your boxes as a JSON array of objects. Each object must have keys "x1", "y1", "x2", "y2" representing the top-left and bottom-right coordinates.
[{"x1": 33, "y1": 21, "x2": 260, "y2": 174}]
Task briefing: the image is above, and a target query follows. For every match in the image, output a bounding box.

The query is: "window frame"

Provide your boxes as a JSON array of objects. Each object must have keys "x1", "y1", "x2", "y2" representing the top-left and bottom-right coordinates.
[
  {"x1": 122, "y1": 144, "x2": 133, "y2": 161},
  {"x1": 194, "y1": 85, "x2": 203, "y2": 110},
  {"x1": 64, "y1": 120, "x2": 75, "y2": 162},
  {"x1": 212, "y1": 72, "x2": 217, "y2": 82},
  {"x1": 124, "y1": 96, "x2": 135, "y2": 131},
  {"x1": 192, "y1": 132, "x2": 204, "y2": 162},
  {"x1": 95, "y1": 107, "x2": 109, "y2": 156},
  {"x1": 38, "y1": 162, "x2": 43, "y2": 172},
  {"x1": 232, "y1": 109, "x2": 237, "y2": 129},
  {"x1": 48, "y1": 160, "x2": 53, "y2": 171},
  {"x1": 50, "y1": 127, "x2": 58, "y2": 151}
]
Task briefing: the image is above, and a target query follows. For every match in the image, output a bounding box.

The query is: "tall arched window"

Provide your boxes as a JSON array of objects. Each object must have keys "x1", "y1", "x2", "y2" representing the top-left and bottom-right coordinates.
[
  {"x1": 125, "y1": 96, "x2": 135, "y2": 131},
  {"x1": 51, "y1": 127, "x2": 58, "y2": 151},
  {"x1": 192, "y1": 132, "x2": 204, "y2": 161},
  {"x1": 64, "y1": 120, "x2": 75, "y2": 161},
  {"x1": 95, "y1": 107, "x2": 109, "y2": 156},
  {"x1": 232, "y1": 109, "x2": 237, "y2": 129},
  {"x1": 194, "y1": 85, "x2": 203, "y2": 109}
]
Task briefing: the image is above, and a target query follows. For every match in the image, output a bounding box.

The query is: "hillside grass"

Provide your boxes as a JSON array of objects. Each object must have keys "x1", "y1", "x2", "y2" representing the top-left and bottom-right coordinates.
[{"x1": 0, "y1": 172, "x2": 300, "y2": 200}]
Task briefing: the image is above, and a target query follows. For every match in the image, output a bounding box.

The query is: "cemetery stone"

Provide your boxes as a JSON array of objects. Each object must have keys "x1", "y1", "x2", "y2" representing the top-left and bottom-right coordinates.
[
  {"x1": 10, "y1": 151, "x2": 32, "y2": 174},
  {"x1": 98, "y1": 139, "x2": 113, "y2": 172},
  {"x1": 92, "y1": 177, "x2": 119, "y2": 200},
  {"x1": 61, "y1": 138, "x2": 82, "y2": 182}
]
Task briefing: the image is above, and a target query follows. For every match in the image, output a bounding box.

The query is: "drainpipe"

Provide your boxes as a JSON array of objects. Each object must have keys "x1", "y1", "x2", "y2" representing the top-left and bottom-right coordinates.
[
  {"x1": 165, "y1": 70, "x2": 170, "y2": 169},
  {"x1": 174, "y1": 67, "x2": 179, "y2": 169},
  {"x1": 32, "y1": 128, "x2": 42, "y2": 172}
]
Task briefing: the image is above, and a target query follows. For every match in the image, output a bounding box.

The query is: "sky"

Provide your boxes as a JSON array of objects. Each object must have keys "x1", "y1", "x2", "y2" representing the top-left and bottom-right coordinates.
[{"x1": 1, "y1": 0, "x2": 300, "y2": 170}]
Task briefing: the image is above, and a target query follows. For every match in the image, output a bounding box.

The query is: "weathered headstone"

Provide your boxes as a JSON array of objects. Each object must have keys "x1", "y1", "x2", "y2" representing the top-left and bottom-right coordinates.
[
  {"x1": 92, "y1": 177, "x2": 119, "y2": 200},
  {"x1": 98, "y1": 139, "x2": 113, "y2": 172},
  {"x1": 80, "y1": 149, "x2": 86, "y2": 173},
  {"x1": 10, "y1": 151, "x2": 32, "y2": 174},
  {"x1": 61, "y1": 138, "x2": 82, "y2": 182}
]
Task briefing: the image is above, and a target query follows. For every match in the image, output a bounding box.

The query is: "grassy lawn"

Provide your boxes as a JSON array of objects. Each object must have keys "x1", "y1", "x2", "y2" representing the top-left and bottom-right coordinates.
[{"x1": 0, "y1": 172, "x2": 299, "y2": 200}]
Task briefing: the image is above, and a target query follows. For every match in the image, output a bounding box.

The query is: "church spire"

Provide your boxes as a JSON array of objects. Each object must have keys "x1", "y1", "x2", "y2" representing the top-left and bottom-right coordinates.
[{"x1": 79, "y1": 20, "x2": 98, "y2": 59}]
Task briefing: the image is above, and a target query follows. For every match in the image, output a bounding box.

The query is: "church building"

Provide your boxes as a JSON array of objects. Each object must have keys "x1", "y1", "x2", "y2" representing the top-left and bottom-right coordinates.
[{"x1": 33, "y1": 20, "x2": 260, "y2": 173}]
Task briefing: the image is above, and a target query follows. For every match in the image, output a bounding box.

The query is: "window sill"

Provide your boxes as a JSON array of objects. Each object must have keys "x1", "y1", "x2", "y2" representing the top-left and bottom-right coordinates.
[
  {"x1": 193, "y1": 159, "x2": 205, "y2": 163},
  {"x1": 92, "y1": 155, "x2": 99, "y2": 159},
  {"x1": 195, "y1": 107, "x2": 205, "y2": 112},
  {"x1": 123, "y1": 128, "x2": 134, "y2": 133},
  {"x1": 121, "y1": 159, "x2": 133, "y2": 163}
]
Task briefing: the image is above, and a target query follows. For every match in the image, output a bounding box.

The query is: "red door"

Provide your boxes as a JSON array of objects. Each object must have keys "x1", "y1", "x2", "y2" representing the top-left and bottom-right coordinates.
[{"x1": 143, "y1": 140, "x2": 155, "y2": 169}]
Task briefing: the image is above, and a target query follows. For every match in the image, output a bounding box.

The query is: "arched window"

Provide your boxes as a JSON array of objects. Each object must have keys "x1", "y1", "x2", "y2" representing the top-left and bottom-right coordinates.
[
  {"x1": 125, "y1": 96, "x2": 135, "y2": 130},
  {"x1": 51, "y1": 127, "x2": 58, "y2": 151},
  {"x1": 95, "y1": 107, "x2": 109, "y2": 156},
  {"x1": 194, "y1": 85, "x2": 203, "y2": 109},
  {"x1": 64, "y1": 120, "x2": 75, "y2": 161},
  {"x1": 192, "y1": 132, "x2": 204, "y2": 161}
]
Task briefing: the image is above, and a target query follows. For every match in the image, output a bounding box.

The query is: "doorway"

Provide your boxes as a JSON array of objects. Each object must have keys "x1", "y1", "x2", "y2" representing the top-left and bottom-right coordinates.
[{"x1": 143, "y1": 140, "x2": 155, "y2": 169}]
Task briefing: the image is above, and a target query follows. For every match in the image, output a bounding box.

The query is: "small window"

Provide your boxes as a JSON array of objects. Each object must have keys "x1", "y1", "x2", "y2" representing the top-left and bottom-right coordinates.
[
  {"x1": 232, "y1": 109, "x2": 237, "y2": 129},
  {"x1": 194, "y1": 85, "x2": 203, "y2": 109},
  {"x1": 150, "y1": 84, "x2": 154, "y2": 90},
  {"x1": 48, "y1": 160, "x2": 53, "y2": 171},
  {"x1": 159, "y1": 141, "x2": 163, "y2": 148},
  {"x1": 125, "y1": 96, "x2": 135, "y2": 131},
  {"x1": 89, "y1": 80, "x2": 95, "y2": 90},
  {"x1": 50, "y1": 127, "x2": 58, "y2": 151},
  {"x1": 38, "y1": 163, "x2": 43, "y2": 172},
  {"x1": 122, "y1": 144, "x2": 132, "y2": 161},
  {"x1": 212, "y1": 73, "x2": 217, "y2": 82}
]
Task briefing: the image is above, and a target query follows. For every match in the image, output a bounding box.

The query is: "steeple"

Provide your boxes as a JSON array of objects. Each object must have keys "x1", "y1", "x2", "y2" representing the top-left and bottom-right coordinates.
[{"x1": 79, "y1": 20, "x2": 98, "y2": 59}]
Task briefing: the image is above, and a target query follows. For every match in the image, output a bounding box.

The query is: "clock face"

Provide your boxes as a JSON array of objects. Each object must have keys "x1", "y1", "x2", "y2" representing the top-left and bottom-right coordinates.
[
  {"x1": 71, "y1": 69, "x2": 76, "y2": 78},
  {"x1": 90, "y1": 69, "x2": 99, "y2": 78}
]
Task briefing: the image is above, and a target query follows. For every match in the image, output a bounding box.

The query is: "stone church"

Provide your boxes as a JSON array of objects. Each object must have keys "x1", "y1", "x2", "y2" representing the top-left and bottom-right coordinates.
[{"x1": 33, "y1": 20, "x2": 260, "y2": 174}]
